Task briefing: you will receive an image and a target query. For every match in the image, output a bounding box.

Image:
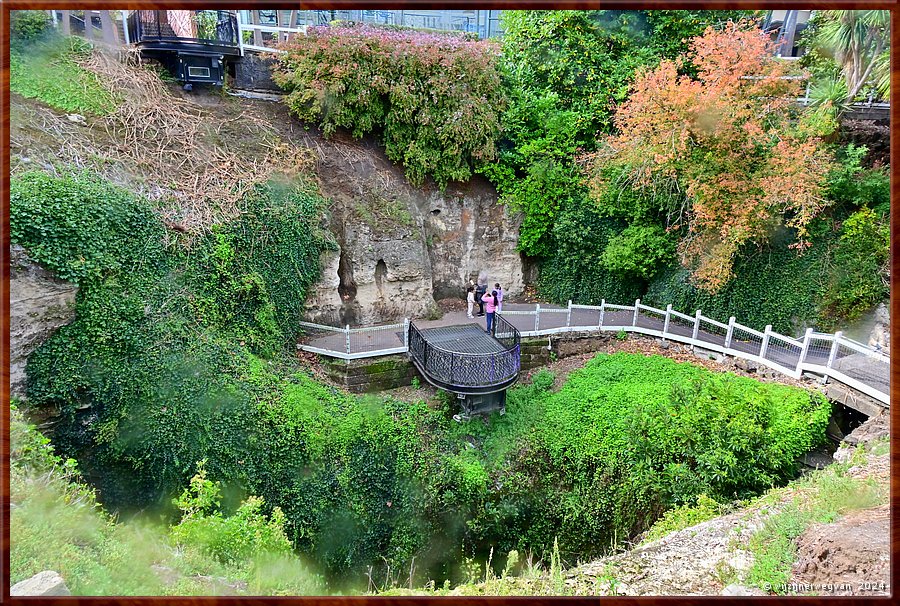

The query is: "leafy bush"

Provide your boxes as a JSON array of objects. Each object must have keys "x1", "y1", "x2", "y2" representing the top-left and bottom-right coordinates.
[
  {"x1": 171, "y1": 463, "x2": 295, "y2": 566},
  {"x1": 601, "y1": 224, "x2": 676, "y2": 279},
  {"x1": 820, "y1": 207, "x2": 890, "y2": 325},
  {"x1": 10, "y1": 10, "x2": 52, "y2": 43},
  {"x1": 11, "y1": 171, "x2": 166, "y2": 284},
  {"x1": 16, "y1": 171, "x2": 331, "y2": 507},
  {"x1": 10, "y1": 35, "x2": 117, "y2": 116},
  {"x1": 459, "y1": 353, "x2": 830, "y2": 563},
  {"x1": 273, "y1": 24, "x2": 505, "y2": 188},
  {"x1": 824, "y1": 144, "x2": 890, "y2": 215}
]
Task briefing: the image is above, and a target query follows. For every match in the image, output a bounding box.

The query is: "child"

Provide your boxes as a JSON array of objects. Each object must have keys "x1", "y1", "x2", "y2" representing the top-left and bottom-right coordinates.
[
  {"x1": 466, "y1": 286, "x2": 475, "y2": 319},
  {"x1": 494, "y1": 283, "x2": 503, "y2": 312},
  {"x1": 482, "y1": 289, "x2": 499, "y2": 334}
]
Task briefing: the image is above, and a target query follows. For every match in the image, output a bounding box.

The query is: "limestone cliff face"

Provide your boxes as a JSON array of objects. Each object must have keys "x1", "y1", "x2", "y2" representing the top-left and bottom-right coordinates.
[
  {"x1": 301, "y1": 133, "x2": 524, "y2": 327},
  {"x1": 9, "y1": 245, "x2": 78, "y2": 399}
]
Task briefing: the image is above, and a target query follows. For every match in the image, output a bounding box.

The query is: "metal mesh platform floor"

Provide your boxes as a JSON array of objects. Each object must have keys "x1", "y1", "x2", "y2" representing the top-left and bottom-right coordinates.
[{"x1": 419, "y1": 324, "x2": 506, "y2": 355}]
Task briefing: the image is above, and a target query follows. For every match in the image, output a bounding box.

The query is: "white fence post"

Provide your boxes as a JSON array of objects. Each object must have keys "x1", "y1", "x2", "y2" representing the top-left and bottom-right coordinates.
[
  {"x1": 235, "y1": 9, "x2": 245, "y2": 56},
  {"x1": 797, "y1": 327, "x2": 812, "y2": 374},
  {"x1": 662, "y1": 304, "x2": 672, "y2": 336},
  {"x1": 345, "y1": 324, "x2": 351, "y2": 355},
  {"x1": 567, "y1": 300, "x2": 572, "y2": 329},
  {"x1": 403, "y1": 318, "x2": 410, "y2": 349},
  {"x1": 759, "y1": 324, "x2": 773, "y2": 360},
  {"x1": 822, "y1": 331, "x2": 842, "y2": 383},
  {"x1": 724, "y1": 316, "x2": 736, "y2": 349},
  {"x1": 692, "y1": 309, "x2": 702, "y2": 345},
  {"x1": 632, "y1": 299, "x2": 640, "y2": 326},
  {"x1": 534, "y1": 304, "x2": 541, "y2": 332},
  {"x1": 827, "y1": 331, "x2": 843, "y2": 368},
  {"x1": 599, "y1": 299, "x2": 605, "y2": 329}
]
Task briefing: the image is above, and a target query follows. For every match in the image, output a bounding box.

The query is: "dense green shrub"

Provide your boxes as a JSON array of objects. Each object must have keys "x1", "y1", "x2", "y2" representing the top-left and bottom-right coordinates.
[
  {"x1": 537, "y1": 197, "x2": 643, "y2": 305},
  {"x1": 273, "y1": 24, "x2": 505, "y2": 188},
  {"x1": 15, "y1": 171, "x2": 332, "y2": 507},
  {"x1": 460, "y1": 354, "x2": 830, "y2": 562},
  {"x1": 825, "y1": 144, "x2": 890, "y2": 215},
  {"x1": 10, "y1": 10, "x2": 52, "y2": 43},
  {"x1": 820, "y1": 207, "x2": 890, "y2": 325},
  {"x1": 171, "y1": 463, "x2": 295, "y2": 566},
  {"x1": 11, "y1": 171, "x2": 167, "y2": 284},
  {"x1": 601, "y1": 224, "x2": 676, "y2": 280}
]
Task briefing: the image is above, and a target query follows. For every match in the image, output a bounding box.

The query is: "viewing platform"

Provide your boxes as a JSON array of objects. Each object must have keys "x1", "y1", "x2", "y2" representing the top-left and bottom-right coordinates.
[{"x1": 407, "y1": 318, "x2": 521, "y2": 395}]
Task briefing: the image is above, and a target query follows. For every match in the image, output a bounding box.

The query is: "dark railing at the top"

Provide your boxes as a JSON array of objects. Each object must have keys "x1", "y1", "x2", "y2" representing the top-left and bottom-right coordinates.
[
  {"x1": 408, "y1": 314, "x2": 521, "y2": 391},
  {"x1": 127, "y1": 10, "x2": 239, "y2": 48}
]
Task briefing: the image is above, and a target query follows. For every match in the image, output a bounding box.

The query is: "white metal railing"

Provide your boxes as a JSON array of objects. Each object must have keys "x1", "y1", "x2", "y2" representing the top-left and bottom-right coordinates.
[
  {"x1": 298, "y1": 319, "x2": 408, "y2": 360},
  {"x1": 296, "y1": 299, "x2": 889, "y2": 405}
]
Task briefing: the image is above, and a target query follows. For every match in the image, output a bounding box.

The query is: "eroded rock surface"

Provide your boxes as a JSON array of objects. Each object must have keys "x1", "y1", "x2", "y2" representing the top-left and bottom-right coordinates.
[
  {"x1": 9, "y1": 245, "x2": 78, "y2": 399},
  {"x1": 301, "y1": 132, "x2": 523, "y2": 326}
]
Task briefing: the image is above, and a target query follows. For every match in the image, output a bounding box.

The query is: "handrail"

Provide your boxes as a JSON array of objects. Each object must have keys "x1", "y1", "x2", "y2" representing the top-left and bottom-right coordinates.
[
  {"x1": 295, "y1": 299, "x2": 888, "y2": 406},
  {"x1": 128, "y1": 10, "x2": 240, "y2": 47},
  {"x1": 407, "y1": 315, "x2": 520, "y2": 389}
]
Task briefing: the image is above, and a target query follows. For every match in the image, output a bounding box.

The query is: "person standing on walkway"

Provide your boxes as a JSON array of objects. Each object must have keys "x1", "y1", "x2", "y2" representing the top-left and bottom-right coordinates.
[
  {"x1": 494, "y1": 283, "x2": 503, "y2": 312},
  {"x1": 466, "y1": 286, "x2": 476, "y2": 319},
  {"x1": 482, "y1": 289, "x2": 499, "y2": 334},
  {"x1": 476, "y1": 273, "x2": 488, "y2": 317}
]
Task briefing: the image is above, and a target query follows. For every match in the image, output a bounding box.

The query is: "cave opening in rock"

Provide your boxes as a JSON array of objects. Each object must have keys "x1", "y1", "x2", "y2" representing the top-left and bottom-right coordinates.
[
  {"x1": 374, "y1": 259, "x2": 387, "y2": 295},
  {"x1": 338, "y1": 249, "x2": 356, "y2": 324}
]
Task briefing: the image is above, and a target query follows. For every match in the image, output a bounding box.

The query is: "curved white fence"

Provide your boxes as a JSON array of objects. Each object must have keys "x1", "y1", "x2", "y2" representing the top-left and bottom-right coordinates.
[{"x1": 297, "y1": 299, "x2": 889, "y2": 406}]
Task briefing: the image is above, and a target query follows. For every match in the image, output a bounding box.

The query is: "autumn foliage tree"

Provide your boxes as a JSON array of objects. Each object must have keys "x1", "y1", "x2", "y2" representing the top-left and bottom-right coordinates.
[{"x1": 585, "y1": 22, "x2": 835, "y2": 291}]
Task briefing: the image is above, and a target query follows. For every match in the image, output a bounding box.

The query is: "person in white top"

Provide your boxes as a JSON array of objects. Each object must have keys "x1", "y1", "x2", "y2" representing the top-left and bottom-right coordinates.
[
  {"x1": 494, "y1": 283, "x2": 503, "y2": 312},
  {"x1": 466, "y1": 286, "x2": 476, "y2": 319}
]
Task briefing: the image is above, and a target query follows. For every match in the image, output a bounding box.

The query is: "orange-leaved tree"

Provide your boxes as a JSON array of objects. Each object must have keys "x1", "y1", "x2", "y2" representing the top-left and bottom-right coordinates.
[{"x1": 584, "y1": 21, "x2": 835, "y2": 292}]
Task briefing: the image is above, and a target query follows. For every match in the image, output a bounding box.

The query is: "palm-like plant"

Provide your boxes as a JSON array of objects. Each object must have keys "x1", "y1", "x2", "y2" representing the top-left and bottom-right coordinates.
[
  {"x1": 812, "y1": 10, "x2": 889, "y2": 101},
  {"x1": 872, "y1": 48, "x2": 890, "y2": 100}
]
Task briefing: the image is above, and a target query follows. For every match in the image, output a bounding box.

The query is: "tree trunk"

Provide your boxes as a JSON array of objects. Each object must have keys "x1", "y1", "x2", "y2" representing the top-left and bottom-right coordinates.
[
  {"x1": 60, "y1": 10, "x2": 71, "y2": 35},
  {"x1": 83, "y1": 11, "x2": 94, "y2": 42},
  {"x1": 250, "y1": 10, "x2": 262, "y2": 46},
  {"x1": 99, "y1": 10, "x2": 119, "y2": 45},
  {"x1": 287, "y1": 10, "x2": 297, "y2": 42}
]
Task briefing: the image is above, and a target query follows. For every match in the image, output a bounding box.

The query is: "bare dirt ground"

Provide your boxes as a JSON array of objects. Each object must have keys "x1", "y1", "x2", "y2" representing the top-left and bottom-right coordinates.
[{"x1": 791, "y1": 503, "x2": 890, "y2": 596}]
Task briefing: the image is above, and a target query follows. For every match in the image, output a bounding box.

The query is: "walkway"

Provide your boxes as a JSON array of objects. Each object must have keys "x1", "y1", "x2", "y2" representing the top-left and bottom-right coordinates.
[{"x1": 298, "y1": 300, "x2": 890, "y2": 407}]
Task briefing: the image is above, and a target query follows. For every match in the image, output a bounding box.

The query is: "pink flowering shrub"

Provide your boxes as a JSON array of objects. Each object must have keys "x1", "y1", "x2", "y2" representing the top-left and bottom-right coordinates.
[{"x1": 273, "y1": 24, "x2": 505, "y2": 187}]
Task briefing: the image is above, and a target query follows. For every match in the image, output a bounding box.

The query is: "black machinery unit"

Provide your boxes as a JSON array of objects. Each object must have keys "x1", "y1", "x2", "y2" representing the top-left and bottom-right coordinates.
[{"x1": 175, "y1": 52, "x2": 226, "y2": 85}]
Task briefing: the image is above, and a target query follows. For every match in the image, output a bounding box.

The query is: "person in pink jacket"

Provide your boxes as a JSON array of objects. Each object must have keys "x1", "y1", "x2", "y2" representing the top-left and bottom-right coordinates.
[{"x1": 482, "y1": 290, "x2": 499, "y2": 333}]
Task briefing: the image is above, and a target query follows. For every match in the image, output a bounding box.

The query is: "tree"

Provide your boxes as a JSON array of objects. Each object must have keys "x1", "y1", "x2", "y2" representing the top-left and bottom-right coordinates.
[
  {"x1": 585, "y1": 21, "x2": 835, "y2": 292},
  {"x1": 810, "y1": 10, "x2": 889, "y2": 101},
  {"x1": 485, "y1": 10, "x2": 754, "y2": 259}
]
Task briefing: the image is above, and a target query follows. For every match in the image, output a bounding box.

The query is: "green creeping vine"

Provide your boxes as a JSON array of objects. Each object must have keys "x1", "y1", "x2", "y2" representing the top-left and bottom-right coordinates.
[{"x1": 15, "y1": 170, "x2": 830, "y2": 590}]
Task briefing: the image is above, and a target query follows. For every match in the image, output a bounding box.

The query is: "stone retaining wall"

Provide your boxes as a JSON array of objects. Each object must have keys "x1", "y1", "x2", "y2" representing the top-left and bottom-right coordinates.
[{"x1": 322, "y1": 354, "x2": 420, "y2": 394}]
